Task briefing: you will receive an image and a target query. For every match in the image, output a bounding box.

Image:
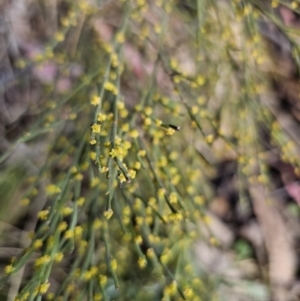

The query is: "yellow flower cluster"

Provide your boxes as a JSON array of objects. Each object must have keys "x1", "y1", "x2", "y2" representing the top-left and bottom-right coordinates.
[
  {"x1": 37, "y1": 210, "x2": 49, "y2": 220},
  {"x1": 103, "y1": 209, "x2": 113, "y2": 219},
  {"x1": 82, "y1": 266, "x2": 98, "y2": 281},
  {"x1": 97, "y1": 113, "x2": 107, "y2": 122},
  {"x1": 138, "y1": 257, "x2": 147, "y2": 268},
  {"x1": 91, "y1": 124, "x2": 101, "y2": 133},
  {"x1": 90, "y1": 95, "x2": 101, "y2": 106},
  {"x1": 33, "y1": 239, "x2": 43, "y2": 249},
  {"x1": 104, "y1": 81, "x2": 117, "y2": 94},
  {"x1": 35, "y1": 255, "x2": 51, "y2": 268},
  {"x1": 5, "y1": 264, "x2": 14, "y2": 275},
  {"x1": 165, "y1": 128, "x2": 175, "y2": 136},
  {"x1": 109, "y1": 146, "x2": 127, "y2": 160},
  {"x1": 34, "y1": 282, "x2": 50, "y2": 295},
  {"x1": 46, "y1": 184, "x2": 61, "y2": 195}
]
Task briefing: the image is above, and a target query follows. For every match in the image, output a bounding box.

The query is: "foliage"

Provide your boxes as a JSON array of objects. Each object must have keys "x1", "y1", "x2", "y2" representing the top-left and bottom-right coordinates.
[{"x1": 1, "y1": 0, "x2": 300, "y2": 300}]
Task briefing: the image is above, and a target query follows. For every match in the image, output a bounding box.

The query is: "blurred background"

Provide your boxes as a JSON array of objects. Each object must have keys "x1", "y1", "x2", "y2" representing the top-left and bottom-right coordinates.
[{"x1": 1, "y1": 0, "x2": 300, "y2": 301}]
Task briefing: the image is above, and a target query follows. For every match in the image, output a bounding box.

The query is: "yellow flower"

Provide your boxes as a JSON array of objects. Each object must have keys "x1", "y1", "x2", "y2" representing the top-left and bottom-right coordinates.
[
  {"x1": 134, "y1": 161, "x2": 141, "y2": 170},
  {"x1": 169, "y1": 151, "x2": 178, "y2": 160},
  {"x1": 91, "y1": 95, "x2": 101, "y2": 106},
  {"x1": 39, "y1": 282, "x2": 50, "y2": 294},
  {"x1": 70, "y1": 166, "x2": 77, "y2": 173},
  {"x1": 120, "y1": 108, "x2": 128, "y2": 118},
  {"x1": 103, "y1": 43, "x2": 113, "y2": 53},
  {"x1": 104, "y1": 82, "x2": 115, "y2": 91},
  {"x1": 121, "y1": 123, "x2": 129, "y2": 132},
  {"x1": 104, "y1": 209, "x2": 113, "y2": 219},
  {"x1": 194, "y1": 195, "x2": 205, "y2": 205},
  {"x1": 33, "y1": 239, "x2": 43, "y2": 249},
  {"x1": 205, "y1": 134, "x2": 214, "y2": 144},
  {"x1": 111, "y1": 53, "x2": 119, "y2": 68},
  {"x1": 100, "y1": 166, "x2": 109, "y2": 173},
  {"x1": 35, "y1": 255, "x2": 51, "y2": 268},
  {"x1": 46, "y1": 184, "x2": 61, "y2": 195},
  {"x1": 5, "y1": 265, "x2": 14, "y2": 275},
  {"x1": 129, "y1": 129, "x2": 139, "y2": 138},
  {"x1": 93, "y1": 219, "x2": 102, "y2": 230},
  {"x1": 111, "y1": 259, "x2": 117, "y2": 270},
  {"x1": 74, "y1": 226, "x2": 83, "y2": 238},
  {"x1": 138, "y1": 149, "x2": 146, "y2": 157},
  {"x1": 117, "y1": 102, "x2": 125, "y2": 110},
  {"x1": 210, "y1": 236, "x2": 218, "y2": 246},
  {"x1": 90, "y1": 152, "x2": 97, "y2": 160},
  {"x1": 135, "y1": 216, "x2": 143, "y2": 225},
  {"x1": 202, "y1": 215, "x2": 211, "y2": 224},
  {"x1": 116, "y1": 32, "x2": 125, "y2": 43},
  {"x1": 154, "y1": 24, "x2": 161, "y2": 34},
  {"x1": 54, "y1": 31, "x2": 64, "y2": 42},
  {"x1": 66, "y1": 284, "x2": 75, "y2": 293},
  {"x1": 147, "y1": 248, "x2": 155, "y2": 258},
  {"x1": 148, "y1": 197, "x2": 156, "y2": 206},
  {"x1": 110, "y1": 71, "x2": 117, "y2": 80},
  {"x1": 97, "y1": 113, "x2": 107, "y2": 122},
  {"x1": 21, "y1": 198, "x2": 30, "y2": 206},
  {"x1": 115, "y1": 136, "x2": 122, "y2": 145},
  {"x1": 165, "y1": 128, "x2": 175, "y2": 135},
  {"x1": 191, "y1": 105, "x2": 199, "y2": 115},
  {"x1": 90, "y1": 177, "x2": 99, "y2": 187},
  {"x1": 64, "y1": 229, "x2": 74, "y2": 239},
  {"x1": 123, "y1": 141, "x2": 132, "y2": 150},
  {"x1": 169, "y1": 212, "x2": 183, "y2": 221},
  {"x1": 82, "y1": 270, "x2": 93, "y2": 281},
  {"x1": 144, "y1": 117, "x2": 152, "y2": 126},
  {"x1": 109, "y1": 147, "x2": 125, "y2": 159},
  {"x1": 128, "y1": 169, "x2": 136, "y2": 179},
  {"x1": 138, "y1": 257, "x2": 147, "y2": 268},
  {"x1": 196, "y1": 75, "x2": 205, "y2": 86},
  {"x1": 107, "y1": 113, "x2": 114, "y2": 120},
  {"x1": 118, "y1": 173, "x2": 126, "y2": 183},
  {"x1": 144, "y1": 107, "x2": 153, "y2": 116},
  {"x1": 158, "y1": 188, "x2": 165, "y2": 198},
  {"x1": 46, "y1": 292, "x2": 55, "y2": 300},
  {"x1": 54, "y1": 252, "x2": 64, "y2": 263},
  {"x1": 155, "y1": 119, "x2": 162, "y2": 126},
  {"x1": 135, "y1": 235, "x2": 143, "y2": 244},
  {"x1": 169, "y1": 192, "x2": 177, "y2": 204},
  {"x1": 75, "y1": 173, "x2": 83, "y2": 181},
  {"x1": 99, "y1": 275, "x2": 107, "y2": 286},
  {"x1": 47, "y1": 236, "x2": 54, "y2": 249},
  {"x1": 58, "y1": 221, "x2": 68, "y2": 232},
  {"x1": 38, "y1": 210, "x2": 49, "y2": 220},
  {"x1": 197, "y1": 96, "x2": 206, "y2": 105},
  {"x1": 91, "y1": 124, "x2": 101, "y2": 133},
  {"x1": 158, "y1": 156, "x2": 167, "y2": 167},
  {"x1": 187, "y1": 186, "x2": 195, "y2": 194},
  {"x1": 174, "y1": 75, "x2": 181, "y2": 83},
  {"x1": 79, "y1": 240, "x2": 88, "y2": 255},
  {"x1": 77, "y1": 197, "x2": 85, "y2": 206},
  {"x1": 62, "y1": 207, "x2": 73, "y2": 216},
  {"x1": 165, "y1": 280, "x2": 177, "y2": 296},
  {"x1": 184, "y1": 287, "x2": 193, "y2": 297}
]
